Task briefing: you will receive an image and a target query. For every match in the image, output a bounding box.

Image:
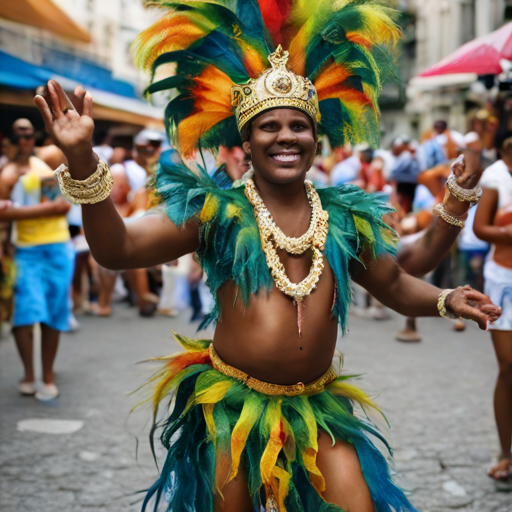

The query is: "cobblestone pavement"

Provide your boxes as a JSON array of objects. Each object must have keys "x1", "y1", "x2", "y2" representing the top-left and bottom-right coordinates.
[{"x1": 1, "y1": 303, "x2": 511, "y2": 512}]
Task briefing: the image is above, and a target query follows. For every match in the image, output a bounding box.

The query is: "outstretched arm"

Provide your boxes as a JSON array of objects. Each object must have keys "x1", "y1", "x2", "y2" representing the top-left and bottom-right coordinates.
[
  {"x1": 34, "y1": 80, "x2": 199, "y2": 270},
  {"x1": 397, "y1": 155, "x2": 481, "y2": 277},
  {"x1": 353, "y1": 252, "x2": 500, "y2": 329}
]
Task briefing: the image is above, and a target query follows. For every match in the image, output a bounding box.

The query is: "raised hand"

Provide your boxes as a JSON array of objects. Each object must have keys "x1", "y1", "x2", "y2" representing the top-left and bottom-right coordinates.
[
  {"x1": 445, "y1": 285, "x2": 501, "y2": 330},
  {"x1": 452, "y1": 139, "x2": 483, "y2": 189},
  {"x1": 34, "y1": 80, "x2": 97, "y2": 178}
]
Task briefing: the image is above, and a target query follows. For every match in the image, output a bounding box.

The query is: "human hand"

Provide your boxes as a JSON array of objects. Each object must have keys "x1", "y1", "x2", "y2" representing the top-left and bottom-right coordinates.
[
  {"x1": 499, "y1": 225, "x2": 512, "y2": 239},
  {"x1": 43, "y1": 199, "x2": 71, "y2": 217},
  {"x1": 452, "y1": 150, "x2": 482, "y2": 190},
  {"x1": 0, "y1": 200, "x2": 12, "y2": 211},
  {"x1": 34, "y1": 80, "x2": 95, "y2": 164},
  {"x1": 445, "y1": 285, "x2": 501, "y2": 330}
]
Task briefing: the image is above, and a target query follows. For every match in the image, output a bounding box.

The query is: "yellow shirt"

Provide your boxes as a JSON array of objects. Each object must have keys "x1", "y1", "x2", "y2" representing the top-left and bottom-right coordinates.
[{"x1": 13, "y1": 157, "x2": 70, "y2": 247}]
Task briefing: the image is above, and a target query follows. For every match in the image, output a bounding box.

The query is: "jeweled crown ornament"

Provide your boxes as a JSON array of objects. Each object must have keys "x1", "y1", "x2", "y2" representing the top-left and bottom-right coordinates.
[{"x1": 231, "y1": 45, "x2": 321, "y2": 134}]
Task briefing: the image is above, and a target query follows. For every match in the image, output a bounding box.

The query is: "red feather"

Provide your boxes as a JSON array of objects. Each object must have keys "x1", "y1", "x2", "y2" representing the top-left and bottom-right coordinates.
[{"x1": 258, "y1": 0, "x2": 291, "y2": 45}]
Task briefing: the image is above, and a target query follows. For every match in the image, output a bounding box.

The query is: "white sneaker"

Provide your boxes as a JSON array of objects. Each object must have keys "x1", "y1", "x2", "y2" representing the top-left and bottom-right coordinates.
[
  {"x1": 35, "y1": 383, "x2": 59, "y2": 401},
  {"x1": 69, "y1": 314, "x2": 81, "y2": 332},
  {"x1": 18, "y1": 381, "x2": 36, "y2": 395}
]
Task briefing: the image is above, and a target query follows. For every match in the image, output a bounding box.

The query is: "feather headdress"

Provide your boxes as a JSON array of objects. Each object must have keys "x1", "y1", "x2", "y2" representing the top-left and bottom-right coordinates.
[{"x1": 135, "y1": 0, "x2": 401, "y2": 157}]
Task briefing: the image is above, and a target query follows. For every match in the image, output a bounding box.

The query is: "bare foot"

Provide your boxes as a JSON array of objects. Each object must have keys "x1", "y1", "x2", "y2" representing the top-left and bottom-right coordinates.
[
  {"x1": 488, "y1": 457, "x2": 511, "y2": 481},
  {"x1": 395, "y1": 329, "x2": 422, "y2": 342},
  {"x1": 89, "y1": 303, "x2": 112, "y2": 317}
]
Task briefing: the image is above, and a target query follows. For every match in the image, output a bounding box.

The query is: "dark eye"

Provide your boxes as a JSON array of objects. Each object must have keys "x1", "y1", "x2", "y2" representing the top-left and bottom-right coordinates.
[
  {"x1": 260, "y1": 122, "x2": 276, "y2": 130},
  {"x1": 293, "y1": 123, "x2": 307, "y2": 130}
]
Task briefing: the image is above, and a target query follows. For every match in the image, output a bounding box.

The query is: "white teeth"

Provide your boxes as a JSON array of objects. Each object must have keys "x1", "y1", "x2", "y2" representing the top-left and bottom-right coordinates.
[{"x1": 272, "y1": 154, "x2": 300, "y2": 162}]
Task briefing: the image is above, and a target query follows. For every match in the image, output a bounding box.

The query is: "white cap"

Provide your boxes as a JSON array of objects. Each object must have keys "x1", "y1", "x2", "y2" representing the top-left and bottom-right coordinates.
[
  {"x1": 462, "y1": 131, "x2": 480, "y2": 147},
  {"x1": 134, "y1": 129, "x2": 165, "y2": 146},
  {"x1": 354, "y1": 142, "x2": 371, "y2": 153}
]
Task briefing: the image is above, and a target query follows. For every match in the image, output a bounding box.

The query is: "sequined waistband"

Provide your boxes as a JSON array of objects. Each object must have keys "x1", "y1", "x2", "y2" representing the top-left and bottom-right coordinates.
[{"x1": 208, "y1": 344, "x2": 338, "y2": 396}]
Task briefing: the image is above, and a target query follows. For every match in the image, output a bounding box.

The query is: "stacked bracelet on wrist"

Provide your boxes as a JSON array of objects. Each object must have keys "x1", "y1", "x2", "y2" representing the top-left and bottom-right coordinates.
[
  {"x1": 446, "y1": 173, "x2": 482, "y2": 207},
  {"x1": 433, "y1": 203, "x2": 467, "y2": 228},
  {"x1": 54, "y1": 160, "x2": 113, "y2": 205},
  {"x1": 437, "y1": 289, "x2": 459, "y2": 319}
]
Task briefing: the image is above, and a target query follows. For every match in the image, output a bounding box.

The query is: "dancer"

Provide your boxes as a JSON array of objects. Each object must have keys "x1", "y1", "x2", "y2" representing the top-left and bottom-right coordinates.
[
  {"x1": 474, "y1": 132, "x2": 512, "y2": 488},
  {"x1": 35, "y1": 1, "x2": 500, "y2": 510}
]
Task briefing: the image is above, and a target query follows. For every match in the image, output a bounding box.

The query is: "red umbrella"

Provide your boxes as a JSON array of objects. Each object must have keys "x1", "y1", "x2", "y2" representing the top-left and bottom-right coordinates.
[{"x1": 420, "y1": 21, "x2": 512, "y2": 77}]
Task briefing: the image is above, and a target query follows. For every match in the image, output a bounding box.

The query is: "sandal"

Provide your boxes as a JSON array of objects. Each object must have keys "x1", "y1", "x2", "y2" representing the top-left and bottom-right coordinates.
[
  {"x1": 488, "y1": 457, "x2": 512, "y2": 491},
  {"x1": 395, "y1": 329, "x2": 422, "y2": 342}
]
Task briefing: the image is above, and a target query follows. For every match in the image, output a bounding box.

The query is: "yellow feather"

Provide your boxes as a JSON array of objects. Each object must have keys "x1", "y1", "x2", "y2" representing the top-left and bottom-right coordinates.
[
  {"x1": 329, "y1": 380, "x2": 381, "y2": 413},
  {"x1": 225, "y1": 203, "x2": 241, "y2": 219},
  {"x1": 260, "y1": 398, "x2": 284, "y2": 485},
  {"x1": 134, "y1": 12, "x2": 210, "y2": 71},
  {"x1": 203, "y1": 403, "x2": 216, "y2": 443},
  {"x1": 272, "y1": 466, "x2": 291, "y2": 511},
  {"x1": 201, "y1": 193, "x2": 220, "y2": 223},
  {"x1": 228, "y1": 393, "x2": 264, "y2": 481},
  {"x1": 353, "y1": 215, "x2": 375, "y2": 244},
  {"x1": 299, "y1": 397, "x2": 325, "y2": 494},
  {"x1": 193, "y1": 380, "x2": 232, "y2": 405}
]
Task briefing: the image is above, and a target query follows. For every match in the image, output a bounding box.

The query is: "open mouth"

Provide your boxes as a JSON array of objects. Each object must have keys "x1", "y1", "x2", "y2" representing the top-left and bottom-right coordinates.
[{"x1": 270, "y1": 152, "x2": 300, "y2": 163}]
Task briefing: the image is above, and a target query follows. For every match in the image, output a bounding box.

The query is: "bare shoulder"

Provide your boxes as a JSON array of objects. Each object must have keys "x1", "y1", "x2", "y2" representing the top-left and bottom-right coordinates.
[{"x1": 0, "y1": 163, "x2": 21, "y2": 192}]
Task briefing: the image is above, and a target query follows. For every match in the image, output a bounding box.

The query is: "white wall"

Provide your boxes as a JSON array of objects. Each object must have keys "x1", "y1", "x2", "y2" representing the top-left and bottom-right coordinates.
[{"x1": 2, "y1": 0, "x2": 159, "y2": 89}]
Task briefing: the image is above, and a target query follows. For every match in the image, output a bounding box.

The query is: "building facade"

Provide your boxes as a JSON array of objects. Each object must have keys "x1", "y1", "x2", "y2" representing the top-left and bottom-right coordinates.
[
  {"x1": 0, "y1": 0, "x2": 162, "y2": 134},
  {"x1": 405, "y1": 0, "x2": 509, "y2": 138}
]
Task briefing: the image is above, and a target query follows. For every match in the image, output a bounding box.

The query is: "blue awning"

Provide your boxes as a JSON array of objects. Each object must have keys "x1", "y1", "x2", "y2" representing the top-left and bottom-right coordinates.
[
  {"x1": 0, "y1": 50, "x2": 138, "y2": 98},
  {"x1": 0, "y1": 51, "x2": 163, "y2": 122}
]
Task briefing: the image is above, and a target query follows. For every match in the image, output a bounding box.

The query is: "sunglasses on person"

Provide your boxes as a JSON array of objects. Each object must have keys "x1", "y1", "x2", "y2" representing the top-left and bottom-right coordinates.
[
  {"x1": 136, "y1": 140, "x2": 162, "y2": 153},
  {"x1": 11, "y1": 134, "x2": 35, "y2": 143}
]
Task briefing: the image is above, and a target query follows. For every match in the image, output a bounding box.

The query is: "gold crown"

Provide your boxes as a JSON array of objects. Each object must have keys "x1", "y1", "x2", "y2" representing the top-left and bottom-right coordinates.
[{"x1": 231, "y1": 45, "x2": 320, "y2": 134}]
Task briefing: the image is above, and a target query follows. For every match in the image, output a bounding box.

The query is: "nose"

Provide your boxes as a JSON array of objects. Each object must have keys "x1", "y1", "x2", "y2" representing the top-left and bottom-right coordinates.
[{"x1": 276, "y1": 125, "x2": 297, "y2": 146}]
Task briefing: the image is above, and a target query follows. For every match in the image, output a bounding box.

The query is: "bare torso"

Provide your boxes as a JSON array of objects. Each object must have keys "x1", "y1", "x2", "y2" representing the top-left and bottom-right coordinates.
[
  {"x1": 493, "y1": 205, "x2": 512, "y2": 268},
  {"x1": 213, "y1": 248, "x2": 338, "y2": 385}
]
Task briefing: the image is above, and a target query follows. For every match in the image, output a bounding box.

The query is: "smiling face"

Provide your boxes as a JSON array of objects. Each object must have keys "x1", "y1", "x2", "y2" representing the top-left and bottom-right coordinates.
[{"x1": 242, "y1": 108, "x2": 317, "y2": 186}]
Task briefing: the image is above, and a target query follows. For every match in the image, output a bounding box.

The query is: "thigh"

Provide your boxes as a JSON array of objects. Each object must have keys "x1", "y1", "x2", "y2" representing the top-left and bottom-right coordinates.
[
  {"x1": 214, "y1": 459, "x2": 254, "y2": 512},
  {"x1": 491, "y1": 330, "x2": 512, "y2": 367},
  {"x1": 316, "y1": 432, "x2": 375, "y2": 512}
]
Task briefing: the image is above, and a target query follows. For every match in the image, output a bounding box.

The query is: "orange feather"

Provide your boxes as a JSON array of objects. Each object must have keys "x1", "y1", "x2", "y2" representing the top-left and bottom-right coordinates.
[
  {"x1": 177, "y1": 66, "x2": 235, "y2": 156},
  {"x1": 314, "y1": 63, "x2": 353, "y2": 97},
  {"x1": 317, "y1": 85, "x2": 373, "y2": 109},
  {"x1": 135, "y1": 13, "x2": 209, "y2": 71},
  {"x1": 240, "y1": 44, "x2": 267, "y2": 78},
  {"x1": 287, "y1": 27, "x2": 307, "y2": 76},
  {"x1": 346, "y1": 32, "x2": 373, "y2": 49}
]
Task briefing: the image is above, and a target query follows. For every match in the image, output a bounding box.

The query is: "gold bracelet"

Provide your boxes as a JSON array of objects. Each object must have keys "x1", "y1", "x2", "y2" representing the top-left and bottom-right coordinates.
[
  {"x1": 54, "y1": 160, "x2": 113, "y2": 205},
  {"x1": 433, "y1": 203, "x2": 466, "y2": 228},
  {"x1": 446, "y1": 173, "x2": 482, "y2": 206},
  {"x1": 437, "y1": 289, "x2": 459, "y2": 319}
]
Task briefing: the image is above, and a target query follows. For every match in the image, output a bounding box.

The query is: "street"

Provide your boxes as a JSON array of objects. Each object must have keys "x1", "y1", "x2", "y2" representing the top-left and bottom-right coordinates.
[{"x1": 0, "y1": 304, "x2": 510, "y2": 512}]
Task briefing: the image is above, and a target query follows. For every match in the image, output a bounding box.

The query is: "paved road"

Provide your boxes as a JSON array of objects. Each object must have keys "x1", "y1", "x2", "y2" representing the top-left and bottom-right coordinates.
[{"x1": 0, "y1": 304, "x2": 510, "y2": 512}]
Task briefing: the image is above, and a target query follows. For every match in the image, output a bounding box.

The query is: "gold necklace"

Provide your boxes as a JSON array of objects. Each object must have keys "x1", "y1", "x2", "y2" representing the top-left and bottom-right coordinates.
[
  {"x1": 245, "y1": 178, "x2": 329, "y2": 337},
  {"x1": 246, "y1": 179, "x2": 318, "y2": 254}
]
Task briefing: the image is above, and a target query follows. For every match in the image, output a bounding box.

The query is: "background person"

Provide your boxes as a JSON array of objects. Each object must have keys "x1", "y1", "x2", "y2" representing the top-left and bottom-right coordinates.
[
  {"x1": 0, "y1": 118, "x2": 73, "y2": 401},
  {"x1": 474, "y1": 131, "x2": 512, "y2": 487}
]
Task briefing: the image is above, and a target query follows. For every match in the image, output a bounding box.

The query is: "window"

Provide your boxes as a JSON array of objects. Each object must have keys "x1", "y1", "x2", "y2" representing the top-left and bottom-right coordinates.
[{"x1": 460, "y1": 0, "x2": 475, "y2": 44}]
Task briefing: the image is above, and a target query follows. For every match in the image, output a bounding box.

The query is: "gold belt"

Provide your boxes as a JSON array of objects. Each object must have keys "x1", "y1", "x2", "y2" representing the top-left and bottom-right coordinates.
[{"x1": 208, "y1": 344, "x2": 338, "y2": 396}]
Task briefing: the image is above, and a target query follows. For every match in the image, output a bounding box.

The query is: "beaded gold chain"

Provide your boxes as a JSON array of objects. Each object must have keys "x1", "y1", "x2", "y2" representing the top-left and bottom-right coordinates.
[
  {"x1": 246, "y1": 178, "x2": 323, "y2": 254},
  {"x1": 245, "y1": 178, "x2": 329, "y2": 337}
]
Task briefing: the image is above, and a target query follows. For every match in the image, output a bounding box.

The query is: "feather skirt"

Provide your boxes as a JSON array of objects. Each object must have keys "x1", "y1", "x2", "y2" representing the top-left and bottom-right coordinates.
[{"x1": 141, "y1": 334, "x2": 417, "y2": 512}]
